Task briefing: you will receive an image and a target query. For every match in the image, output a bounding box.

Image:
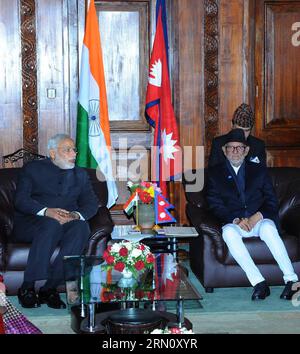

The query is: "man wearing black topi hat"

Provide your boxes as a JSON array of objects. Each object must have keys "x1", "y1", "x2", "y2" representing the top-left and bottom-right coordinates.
[
  {"x1": 208, "y1": 103, "x2": 266, "y2": 167},
  {"x1": 206, "y1": 128, "x2": 298, "y2": 301}
]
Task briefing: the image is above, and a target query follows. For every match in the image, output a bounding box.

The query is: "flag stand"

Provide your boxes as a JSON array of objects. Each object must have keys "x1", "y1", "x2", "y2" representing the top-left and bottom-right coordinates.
[
  {"x1": 133, "y1": 202, "x2": 141, "y2": 231},
  {"x1": 153, "y1": 224, "x2": 161, "y2": 231}
]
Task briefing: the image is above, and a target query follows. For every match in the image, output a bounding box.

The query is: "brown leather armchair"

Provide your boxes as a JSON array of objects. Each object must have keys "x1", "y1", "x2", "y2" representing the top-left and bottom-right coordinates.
[
  {"x1": 0, "y1": 166, "x2": 114, "y2": 295},
  {"x1": 185, "y1": 167, "x2": 300, "y2": 293}
]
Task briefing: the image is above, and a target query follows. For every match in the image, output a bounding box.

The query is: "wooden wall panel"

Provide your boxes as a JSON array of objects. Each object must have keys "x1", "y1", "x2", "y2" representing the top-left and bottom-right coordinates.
[
  {"x1": 267, "y1": 3, "x2": 300, "y2": 125},
  {"x1": 36, "y1": 0, "x2": 78, "y2": 156},
  {"x1": 21, "y1": 0, "x2": 38, "y2": 153},
  {"x1": 255, "y1": 0, "x2": 300, "y2": 167},
  {"x1": 219, "y1": 0, "x2": 246, "y2": 135},
  {"x1": 0, "y1": 0, "x2": 23, "y2": 158},
  {"x1": 267, "y1": 149, "x2": 300, "y2": 167},
  {"x1": 0, "y1": 0, "x2": 79, "y2": 162},
  {"x1": 97, "y1": 2, "x2": 149, "y2": 131},
  {"x1": 204, "y1": 0, "x2": 219, "y2": 164},
  {"x1": 174, "y1": 0, "x2": 204, "y2": 224}
]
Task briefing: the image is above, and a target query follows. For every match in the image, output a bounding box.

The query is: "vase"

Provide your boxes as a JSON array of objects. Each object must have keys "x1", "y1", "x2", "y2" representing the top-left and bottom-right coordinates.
[
  {"x1": 118, "y1": 268, "x2": 136, "y2": 288},
  {"x1": 122, "y1": 268, "x2": 133, "y2": 279},
  {"x1": 136, "y1": 202, "x2": 155, "y2": 230}
]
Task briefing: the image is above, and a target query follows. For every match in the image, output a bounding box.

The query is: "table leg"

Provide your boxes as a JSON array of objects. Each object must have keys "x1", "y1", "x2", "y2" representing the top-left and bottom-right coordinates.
[
  {"x1": 79, "y1": 257, "x2": 86, "y2": 318},
  {"x1": 80, "y1": 302, "x2": 104, "y2": 333},
  {"x1": 171, "y1": 237, "x2": 177, "y2": 260},
  {"x1": 176, "y1": 298, "x2": 185, "y2": 328},
  {"x1": 88, "y1": 303, "x2": 95, "y2": 330}
]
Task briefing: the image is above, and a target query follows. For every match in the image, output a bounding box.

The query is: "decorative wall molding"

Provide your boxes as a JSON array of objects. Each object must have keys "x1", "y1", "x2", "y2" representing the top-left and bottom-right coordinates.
[
  {"x1": 204, "y1": 0, "x2": 219, "y2": 163},
  {"x1": 21, "y1": 0, "x2": 38, "y2": 153}
]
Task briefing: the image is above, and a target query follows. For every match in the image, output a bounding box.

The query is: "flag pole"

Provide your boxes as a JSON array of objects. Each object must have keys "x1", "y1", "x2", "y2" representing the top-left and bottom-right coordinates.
[
  {"x1": 153, "y1": 190, "x2": 161, "y2": 231},
  {"x1": 134, "y1": 192, "x2": 141, "y2": 231}
]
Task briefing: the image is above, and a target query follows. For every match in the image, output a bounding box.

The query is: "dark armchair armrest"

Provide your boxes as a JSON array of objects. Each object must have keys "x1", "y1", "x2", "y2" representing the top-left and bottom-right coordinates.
[
  {"x1": 0, "y1": 220, "x2": 10, "y2": 271},
  {"x1": 281, "y1": 205, "x2": 300, "y2": 238},
  {"x1": 186, "y1": 203, "x2": 225, "y2": 261},
  {"x1": 86, "y1": 206, "x2": 114, "y2": 256}
]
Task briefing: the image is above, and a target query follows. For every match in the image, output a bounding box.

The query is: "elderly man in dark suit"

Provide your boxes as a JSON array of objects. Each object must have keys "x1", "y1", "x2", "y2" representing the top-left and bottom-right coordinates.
[
  {"x1": 13, "y1": 134, "x2": 99, "y2": 309},
  {"x1": 206, "y1": 129, "x2": 298, "y2": 300},
  {"x1": 208, "y1": 103, "x2": 266, "y2": 167}
]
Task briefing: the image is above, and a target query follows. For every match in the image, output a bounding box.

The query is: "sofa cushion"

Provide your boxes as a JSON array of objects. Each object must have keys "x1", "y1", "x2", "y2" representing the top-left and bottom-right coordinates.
[
  {"x1": 0, "y1": 168, "x2": 19, "y2": 241},
  {"x1": 5, "y1": 243, "x2": 60, "y2": 271},
  {"x1": 223, "y1": 233, "x2": 300, "y2": 265}
]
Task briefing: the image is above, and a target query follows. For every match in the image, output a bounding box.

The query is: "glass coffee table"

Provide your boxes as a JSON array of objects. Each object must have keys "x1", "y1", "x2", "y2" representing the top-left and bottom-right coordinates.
[{"x1": 63, "y1": 253, "x2": 202, "y2": 333}]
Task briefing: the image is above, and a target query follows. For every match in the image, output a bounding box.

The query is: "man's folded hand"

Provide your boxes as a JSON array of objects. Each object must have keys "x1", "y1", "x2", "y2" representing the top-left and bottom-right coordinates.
[
  {"x1": 45, "y1": 208, "x2": 75, "y2": 224},
  {"x1": 238, "y1": 218, "x2": 251, "y2": 232}
]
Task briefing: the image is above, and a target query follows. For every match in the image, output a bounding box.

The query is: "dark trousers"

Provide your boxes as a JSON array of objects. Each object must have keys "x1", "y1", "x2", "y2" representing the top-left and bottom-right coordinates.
[{"x1": 13, "y1": 216, "x2": 91, "y2": 285}]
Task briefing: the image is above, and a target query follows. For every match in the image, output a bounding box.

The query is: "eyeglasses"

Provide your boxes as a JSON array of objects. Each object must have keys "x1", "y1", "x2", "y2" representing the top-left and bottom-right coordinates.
[
  {"x1": 225, "y1": 145, "x2": 247, "y2": 153},
  {"x1": 58, "y1": 147, "x2": 78, "y2": 154}
]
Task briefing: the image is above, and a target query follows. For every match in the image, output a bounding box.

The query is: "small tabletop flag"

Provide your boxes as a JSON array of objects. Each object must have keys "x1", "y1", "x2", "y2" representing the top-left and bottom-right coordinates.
[
  {"x1": 123, "y1": 192, "x2": 138, "y2": 216},
  {"x1": 154, "y1": 190, "x2": 176, "y2": 224}
]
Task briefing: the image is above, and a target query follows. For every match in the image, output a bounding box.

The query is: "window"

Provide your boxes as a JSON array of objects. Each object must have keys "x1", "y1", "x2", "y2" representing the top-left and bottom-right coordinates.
[{"x1": 96, "y1": 1, "x2": 150, "y2": 130}]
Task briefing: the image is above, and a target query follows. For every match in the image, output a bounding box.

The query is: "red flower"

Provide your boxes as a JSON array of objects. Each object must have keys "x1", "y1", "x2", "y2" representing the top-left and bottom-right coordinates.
[
  {"x1": 138, "y1": 244, "x2": 145, "y2": 251},
  {"x1": 107, "y1": 245, "x2": 112, "y2": 252},
  {"x1": 146, "y1": 254, "x2": 155, "y2": 264},
  {"x1": 114, "y1": 262, "x2": 125, "y2": 272},
  {"x1": 139, "y1": 190, "x2": 152, "y2": 203},
  {"x1": 135, "y1": 290, "x2": 145, "y2": 299},
  {"x1": 119, "y1": 247, "x2": 128, "y2": 257},
  {"x1": 103, "y1": 250, "x2": 110, "y2": 260},
  {"x1": 102, "y1": 291, "x2": 110, "y2": 301},
  {"x1": 103, "y1": 291, "x2": 115, "y2": 301},
  {"x1": 115, "y1": 291, "x2": 125, "y2": 300},
  {"x1": 106, "y1": 255, "x2": 115, "y2": 265},
  {"x1": 108, "y1": 293, "x2": 115, "y2": 300},
  {"x1": 134, "y1": 260, "x2": 145, "y2": 271}
]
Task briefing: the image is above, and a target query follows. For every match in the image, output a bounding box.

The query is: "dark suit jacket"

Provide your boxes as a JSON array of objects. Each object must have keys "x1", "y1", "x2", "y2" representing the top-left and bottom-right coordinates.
[
  {"x1": 14, "y1": 158, "x2": 99, "y2": 220},
  {"x1": 208, "y1": 134, "x2": 266, "y2": 168},
  {"x1": 206, "y1": 161, "x2": 280, "y2": 228}
]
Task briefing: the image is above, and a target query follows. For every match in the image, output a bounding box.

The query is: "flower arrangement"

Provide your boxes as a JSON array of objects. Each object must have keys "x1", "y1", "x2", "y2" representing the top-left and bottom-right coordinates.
[
  {"x1": 102, "y1": 240, "x2": 155, "y2": 278},
  {"x1": 127, "y1": 181, "x2": 160, "y2": 204},
  {"x1": 123, "y1": 180, "x2": 176, "y2": 228},
  {"x1": 150, "y1": 327, "x2": 194, "y2": 334}
]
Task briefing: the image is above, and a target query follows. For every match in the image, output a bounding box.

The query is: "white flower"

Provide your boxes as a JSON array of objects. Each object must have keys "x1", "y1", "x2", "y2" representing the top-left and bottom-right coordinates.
[
  {"x1": 124, "y1": 242, "x2": 133, "y2": 251},
  {"x1": 127, "y1": 181, "x2": 134, "y2": 188},
  {"x1": 150, "y1": 329, "x2": 165, "y2": 334},
  {"x1": 111, "y1": 243, "x2": 121, "y2": 252},
  {"x1": 150, "y1": 327, "x2": 194, "y2": 334},
  {"x1": 131, "y1": 248, "x2": 142, "y2": 258}
]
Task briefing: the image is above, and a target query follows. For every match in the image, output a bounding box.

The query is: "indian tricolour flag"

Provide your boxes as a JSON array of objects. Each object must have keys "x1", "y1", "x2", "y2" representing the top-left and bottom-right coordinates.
[
  {"x1": 123, "y1": 192, "x2": 138, "y2": 216},
  {"x1": 76, "y1": 0, "x2": 118, "y2": 208}
]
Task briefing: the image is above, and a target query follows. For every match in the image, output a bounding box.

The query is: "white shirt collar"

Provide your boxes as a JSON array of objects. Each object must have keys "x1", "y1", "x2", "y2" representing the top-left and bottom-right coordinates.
[{"x1": 230, "y1": 163, "x2": 241, "y2": 175}]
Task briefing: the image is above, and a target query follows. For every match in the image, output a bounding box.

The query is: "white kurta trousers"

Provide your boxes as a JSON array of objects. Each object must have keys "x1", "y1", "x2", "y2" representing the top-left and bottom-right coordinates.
[{"x1": 222, "y1": 219, "x2": 298, "y2": 286}]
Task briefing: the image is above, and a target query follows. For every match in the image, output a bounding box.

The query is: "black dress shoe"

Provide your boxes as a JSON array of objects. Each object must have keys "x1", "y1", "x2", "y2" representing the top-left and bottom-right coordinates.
[
  {"x1": 17, "y1": 288, "x2": 40, "y2": 308},
  {"x1": 251, "y1": 281, "x2": 270, "y2": 300},
  {"x1": 38, "y1": 288, "x2": 66, "y2": 309},
  {"x1": 280, "y1": 281, "x2": 299, "y2": 300}
]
